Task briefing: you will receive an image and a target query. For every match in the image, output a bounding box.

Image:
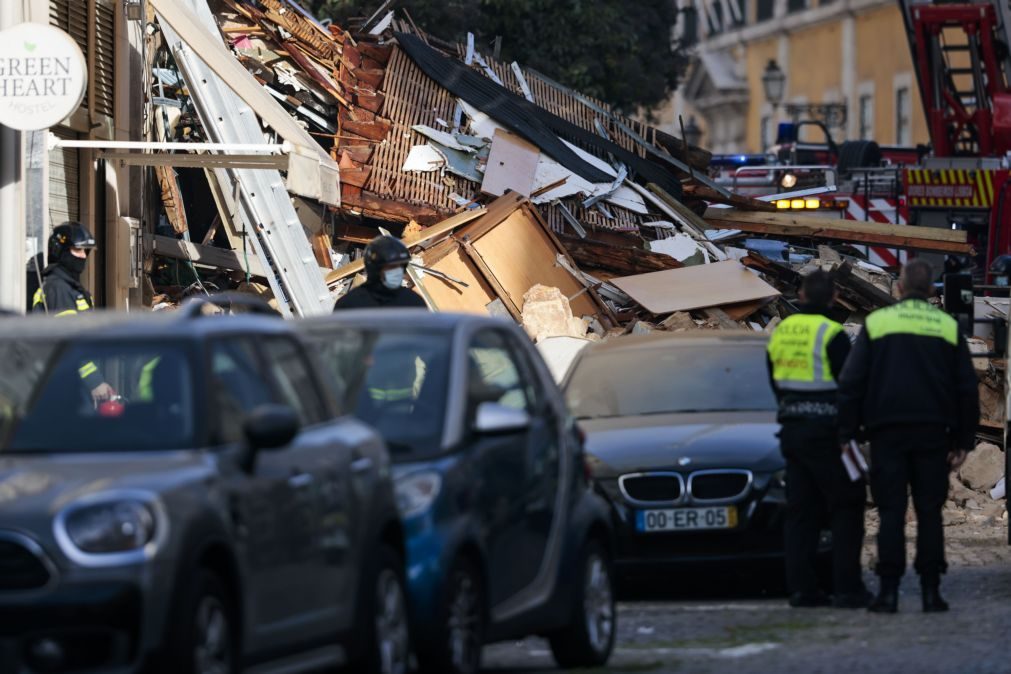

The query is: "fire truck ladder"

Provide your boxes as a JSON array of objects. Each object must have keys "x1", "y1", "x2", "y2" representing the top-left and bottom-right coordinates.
[{"x1": 900, "y1": 0, "x2": 1011, "y2": 156}]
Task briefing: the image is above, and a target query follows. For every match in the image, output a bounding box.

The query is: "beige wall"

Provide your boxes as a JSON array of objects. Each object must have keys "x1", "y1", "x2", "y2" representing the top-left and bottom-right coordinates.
[
  {"x1": 853, "y1": 4, "x2": 928, "y2": 146},
  {"x1": 735, "y1": 3, "x2": 930, "y2": 152},
  {"x1": 745, "y1": 38, "x2": 778, "y2": 153}
]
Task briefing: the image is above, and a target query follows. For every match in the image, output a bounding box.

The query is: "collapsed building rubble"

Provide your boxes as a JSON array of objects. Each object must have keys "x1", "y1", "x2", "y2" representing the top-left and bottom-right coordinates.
[{"x1": 139, "y1": 0, "x2": 1002, "y2": 460}]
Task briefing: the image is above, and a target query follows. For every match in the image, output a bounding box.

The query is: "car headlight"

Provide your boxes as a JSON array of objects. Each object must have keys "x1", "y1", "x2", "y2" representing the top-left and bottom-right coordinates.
[
  {"x1": 395, "y1": 471, "x2": 442, "y2": 518},
  {"x1": 55, "y1": 492, "x2": 166, "y2": 564},
  {"x1": 65, "y1": 500, "x2": 155, "y2": 553}
]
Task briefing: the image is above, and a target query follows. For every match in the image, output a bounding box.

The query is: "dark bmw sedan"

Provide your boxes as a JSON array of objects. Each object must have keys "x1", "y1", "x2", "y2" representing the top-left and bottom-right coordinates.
[{"x1": 564, "y1": 332, "x2": 814, "y2": 576}]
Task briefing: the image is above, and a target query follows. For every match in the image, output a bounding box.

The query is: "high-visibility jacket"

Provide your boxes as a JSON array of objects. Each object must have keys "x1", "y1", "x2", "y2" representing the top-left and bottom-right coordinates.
[
  {"x1": 768, "y1": 313, "x2": 846, "y2": 392},
  {"x1": 838, "y1": 298, "x2": 979, "y2": 448}
]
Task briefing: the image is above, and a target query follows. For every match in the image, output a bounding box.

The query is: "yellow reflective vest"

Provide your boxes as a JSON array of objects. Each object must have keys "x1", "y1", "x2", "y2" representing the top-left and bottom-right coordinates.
[{"x1": 767, "y1": 313, "x2": 845, "y2": 392}]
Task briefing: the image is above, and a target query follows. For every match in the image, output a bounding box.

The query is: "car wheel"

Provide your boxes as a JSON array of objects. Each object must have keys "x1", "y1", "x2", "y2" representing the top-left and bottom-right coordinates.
[
  {"x1": 347, "y1": 545, "x2": 411, "y2": 674},
  {"x1": 165, "y1": 569, "x2": 237, "y2": 674},
  {"x1": 549, "y1": 539, "x2": 616, "y2": 669},
  {"x1": 417, "y1": 556, "x2": 484, "y2": 674}
]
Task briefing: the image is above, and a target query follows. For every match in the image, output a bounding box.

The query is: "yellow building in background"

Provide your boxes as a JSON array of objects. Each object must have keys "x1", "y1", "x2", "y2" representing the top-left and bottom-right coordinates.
[{"x1": 661, "y1": 0, "x2": 930, "y2": 154}]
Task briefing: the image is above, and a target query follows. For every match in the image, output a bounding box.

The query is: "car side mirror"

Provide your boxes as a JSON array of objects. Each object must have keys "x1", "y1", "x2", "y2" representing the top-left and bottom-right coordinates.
[
  {"x1": 473, "y1": 402, "x2": 531, "y2": 435},
  {"x1": 243, "y1": 404, "x2": 300, "y2": 451}
]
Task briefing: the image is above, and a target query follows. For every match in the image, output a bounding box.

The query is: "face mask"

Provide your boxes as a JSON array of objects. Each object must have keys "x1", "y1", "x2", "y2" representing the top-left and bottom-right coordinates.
[
  {"x1": 381, "y1": 266, "x2": 405, "y2": 290},
  {"x1": 60, "y1": 251, "x2": 88, "y2": 276}
]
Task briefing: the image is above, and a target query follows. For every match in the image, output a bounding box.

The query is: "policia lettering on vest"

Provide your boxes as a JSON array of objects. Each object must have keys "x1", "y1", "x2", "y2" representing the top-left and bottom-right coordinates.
[
  {"x1": 767, "y1": 270, "x2": 870, "y2": 609},
  {"x1": 839, "y1": 259, "x2": 979, "y2": 614}
]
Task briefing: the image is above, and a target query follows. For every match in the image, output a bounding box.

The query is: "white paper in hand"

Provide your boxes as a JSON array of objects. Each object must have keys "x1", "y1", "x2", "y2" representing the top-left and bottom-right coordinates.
[{"x1": 841, "y1": 441, "x2": 869, "y2": 482}]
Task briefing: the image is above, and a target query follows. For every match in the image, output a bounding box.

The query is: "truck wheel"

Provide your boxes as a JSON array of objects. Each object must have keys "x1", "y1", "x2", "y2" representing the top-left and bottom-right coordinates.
[
  {"x1": 165, "y1": 569, "x2": 237, "y2": 674},
  {"x1": 549, "y1": 539, "x2": 616, "y2": 669},
  {"x1": 347, "y1": 544, "x2": 410, "y2": 674},
  {"x1": 417, "y1": 556, "x2": 484, "y2": 674}
]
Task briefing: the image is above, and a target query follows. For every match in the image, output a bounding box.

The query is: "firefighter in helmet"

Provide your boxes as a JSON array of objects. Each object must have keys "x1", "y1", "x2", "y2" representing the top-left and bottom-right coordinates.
[
  {"x1": 33, "y1": 222, "x2": 97, "y2": 317},
  {"x1": 333, "y1": 235, "x2": 427, "y2": 310},
  {"x1": 33, "y1": 222, "x2": 115, "y2": 404}
]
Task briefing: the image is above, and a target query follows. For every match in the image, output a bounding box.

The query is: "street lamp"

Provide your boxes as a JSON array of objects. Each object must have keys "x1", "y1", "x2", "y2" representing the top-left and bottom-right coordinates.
[
  {"x1": 683, "y1": 116, "x2": 703, "y2": 147},
  {"x1": 761, "y1": 59, "x2": 786, "y2": 110}
]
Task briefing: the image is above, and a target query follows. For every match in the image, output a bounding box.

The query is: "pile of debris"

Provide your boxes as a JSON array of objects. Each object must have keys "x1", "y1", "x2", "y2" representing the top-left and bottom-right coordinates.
[
  {"x1": 146, "y1": 0, "x2": 971, "y2": 326},
  {"x1": 142, "y1": 0, "x2": 1002, "y2": 433}
]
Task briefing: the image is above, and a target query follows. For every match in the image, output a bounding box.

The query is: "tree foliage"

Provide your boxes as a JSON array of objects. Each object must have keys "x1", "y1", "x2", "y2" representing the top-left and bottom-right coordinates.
[{"x1": 299, "y1": 0, "x2": 689, "y2": 113}]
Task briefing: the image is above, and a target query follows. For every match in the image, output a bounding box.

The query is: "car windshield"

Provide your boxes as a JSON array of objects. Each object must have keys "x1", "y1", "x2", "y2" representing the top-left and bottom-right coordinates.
[
  {"x1": 311, "y1": 328, "x2": 450, "y2": 461},
  {"x1": 1, "y1": 340, "x2": 197, "y2": 452},
  {"x1": 566, "y1": 343, "x2": 777, "y2": 419}
]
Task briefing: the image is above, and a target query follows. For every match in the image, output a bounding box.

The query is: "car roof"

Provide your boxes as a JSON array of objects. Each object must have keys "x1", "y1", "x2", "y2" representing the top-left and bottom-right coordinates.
[
  {"x1": 582, "y1": 330, "x2": 768, "y2": 355},
  {"x1": 299, "y1": 309, "x2": 515, "y2": 333},
  {"x1": 0, "y1": 310, "x2": 293, "y2": 342}
]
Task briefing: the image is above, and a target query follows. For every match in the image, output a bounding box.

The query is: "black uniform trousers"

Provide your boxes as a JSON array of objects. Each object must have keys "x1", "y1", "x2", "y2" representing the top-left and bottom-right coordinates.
[
  {"x1": 869, "y1": 425, "x2": 950, "y2": 580},
  {"x1": 781, "y1": 424, "x2": 866, "y2": 596}
]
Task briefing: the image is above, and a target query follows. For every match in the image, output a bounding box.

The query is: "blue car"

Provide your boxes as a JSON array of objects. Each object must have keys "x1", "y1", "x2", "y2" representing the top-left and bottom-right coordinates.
[{"x1": 300, "y1": 311, "x2": 615, "y2": 674}]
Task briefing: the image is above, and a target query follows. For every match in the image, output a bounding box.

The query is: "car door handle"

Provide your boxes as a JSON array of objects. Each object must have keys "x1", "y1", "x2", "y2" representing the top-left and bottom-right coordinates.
[
  {"x1": 351, "y1": 456, "x2": 374, "y2": 473},
  {"x1": 288, "y1": 473, "x2": 314, "y2": 488}
]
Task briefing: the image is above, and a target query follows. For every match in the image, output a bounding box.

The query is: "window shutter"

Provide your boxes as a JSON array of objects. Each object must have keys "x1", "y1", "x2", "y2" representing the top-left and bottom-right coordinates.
[
  {"x1": 49, "y1": 127, "x2": 81, "y2": 228},
  {"x1": 94, "y1": 0, "x2": 116, "y2": 120},
  {"x1": 50, "y1": 0, "x2": 116, "y2": 121}
]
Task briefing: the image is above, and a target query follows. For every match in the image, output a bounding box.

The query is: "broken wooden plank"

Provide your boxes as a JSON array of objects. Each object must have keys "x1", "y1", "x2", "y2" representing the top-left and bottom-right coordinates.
[
  {"x1": 560, "y1": 236, "x2": 684, "y2": 275},
  {"x1": 835, "y1": 261, "x2": 897, "y2": 309},
  {"x1": 705, "y1": 209, "x2": 972, "y2": 254},
  {"x1": 325, "y1": 206, "x2": 488, "y2": 285},
  {"x1": 702, "y1": 307, "x2": 744, "y2": 330},
  {"x1": 341, "y1": 190, "x2": 446, "y2": 224},
  {"x1": 720, "y1": 299, "x2": 771, "y2": 321},
  {"x1": 341, "y1": 117, "x2": 392, "y2": 141},
  {"x1": 683, "y1": 184, "x2": 778, "y2": 212},
  {"x1": 156, "y1": 165, "x2": 189, "y2": 235},
  {"x1": 153, "y1": 235, "x2": 267, "y2": 278}
]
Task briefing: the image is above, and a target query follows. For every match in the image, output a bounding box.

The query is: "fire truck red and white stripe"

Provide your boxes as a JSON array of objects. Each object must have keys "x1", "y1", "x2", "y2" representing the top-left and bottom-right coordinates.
[{"x1": 840, "y1": 195, "x2": 909, "y2": 268}]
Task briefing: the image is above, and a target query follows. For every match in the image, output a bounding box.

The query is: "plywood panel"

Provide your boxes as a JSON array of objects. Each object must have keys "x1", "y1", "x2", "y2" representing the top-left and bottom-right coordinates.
[
  {"x1": 424, "y1": 246, "x2": 496, "y2": 314},
  {"x1": 472, "y1": 209, "x2": 598, "y2": 318},
  {"x1": 611, "y1": 260, "x2": 780, "y2": 315},
  {"x1": 480, "y1": 129, "x2": 540, "y2": 197}
]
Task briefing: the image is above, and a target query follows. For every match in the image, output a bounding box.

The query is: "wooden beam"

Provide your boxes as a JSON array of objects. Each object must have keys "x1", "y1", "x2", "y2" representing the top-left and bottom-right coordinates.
[
  {"x1": 341, "y1": 190, "x2": 447, "y2": 224},
  {"x1": 560, "y1": 236, "x2": 684, "y2": 276},
  {"x1": 153, "y1": 235, "x2": 267, "y2": 277},
  {"x1": 325, "y1": 207, "x2": 488, "y2": 285},
  {"x1": 683, "y1": 184, "x2": 778, "y2": 212},
  {"x1": 706, "y1": 208, "x2": 967, "y2": 242},
  {"x1": 705, "y1": 211, "x2": 973, "y2": 255}
]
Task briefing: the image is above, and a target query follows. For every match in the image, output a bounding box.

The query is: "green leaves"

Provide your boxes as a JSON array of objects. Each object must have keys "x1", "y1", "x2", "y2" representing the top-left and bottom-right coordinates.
[
  {"x1": 24, "y1": 41, "x2": 37, "y2": 53},
  {"x1": 298, "y1": 0, "x2": 687, "y2": 112}
]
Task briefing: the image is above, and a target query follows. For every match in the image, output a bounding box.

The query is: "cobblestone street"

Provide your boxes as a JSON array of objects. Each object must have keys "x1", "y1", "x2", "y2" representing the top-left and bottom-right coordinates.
[{"x1": 484, "y1": 510, "x2": 1011, "y2": 674}]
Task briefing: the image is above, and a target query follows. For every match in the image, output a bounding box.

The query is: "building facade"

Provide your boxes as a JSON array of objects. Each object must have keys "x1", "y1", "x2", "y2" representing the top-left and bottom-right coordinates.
[
  {"x1": 662, "y1": 0, "x2": 930, "y2": 154},
  {"x1": 0, "y1": 0, "x2": 149, "y2": 313}
]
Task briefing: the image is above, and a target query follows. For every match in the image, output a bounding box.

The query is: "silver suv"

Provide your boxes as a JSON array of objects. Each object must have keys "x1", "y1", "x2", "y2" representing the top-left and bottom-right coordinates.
[{"x1": 0, "y1": 306, "x2": 407, "y2": 674}]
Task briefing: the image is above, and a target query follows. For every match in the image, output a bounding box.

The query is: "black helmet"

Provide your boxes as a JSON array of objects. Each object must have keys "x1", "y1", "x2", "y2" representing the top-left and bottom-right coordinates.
[
  {"x1": 363, "y1": 235, "x2": 410, "y2": 280},
  {"x1": 48, "y1": 222, "x2": 96, "y2": 261}
]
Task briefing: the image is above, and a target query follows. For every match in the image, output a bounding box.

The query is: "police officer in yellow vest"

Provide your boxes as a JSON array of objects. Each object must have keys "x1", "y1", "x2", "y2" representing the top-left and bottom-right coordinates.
[
  {"x1": 839, "y1": 259, "x2": 979, "y2": 613},
  {"x1": 33, "y1": 222, "x2": 116, "y2": 405},
  {"x1": 768, "y1": 270, "x2": 869, "y2": 609}
]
